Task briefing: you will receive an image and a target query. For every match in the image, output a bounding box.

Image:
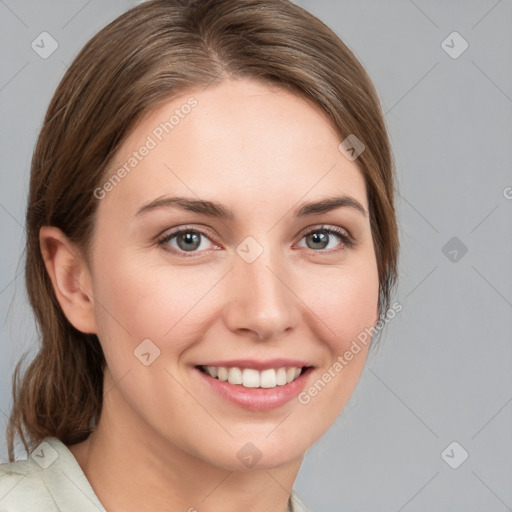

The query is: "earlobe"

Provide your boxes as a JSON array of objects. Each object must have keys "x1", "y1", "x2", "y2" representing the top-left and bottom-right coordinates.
[{"x1": 39, "y1": 226, "x2": 97, "y2": 334}]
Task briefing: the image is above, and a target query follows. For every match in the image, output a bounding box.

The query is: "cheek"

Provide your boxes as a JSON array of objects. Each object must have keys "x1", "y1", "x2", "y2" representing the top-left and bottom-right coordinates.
[
  {"x1": 305, "y1": 253, "x2": 380, "y2": 355},
  {"x1": 90, "y1": 251, "x2": 225, "y2": 358},
  {"x1": 92, "y1": 242, "x2": 379, "y2": 355},
  {"x1": 293, "y1": 253, "x2": 379, "y2": 422},
  {"x1": 335, "y1": 269, "x2": 379, "y2": 349}
]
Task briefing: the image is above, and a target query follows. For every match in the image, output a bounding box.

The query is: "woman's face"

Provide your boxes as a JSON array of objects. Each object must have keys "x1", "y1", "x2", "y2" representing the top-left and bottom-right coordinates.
[{"x1": 87, "y1": 78, "x2": 379, "y2": 470}]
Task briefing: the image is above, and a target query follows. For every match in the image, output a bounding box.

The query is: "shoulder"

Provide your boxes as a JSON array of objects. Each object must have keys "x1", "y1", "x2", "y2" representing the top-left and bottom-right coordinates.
[
  {"x1": 0, "y1": 456, "x2": 56, "y2": 512},
  {"x1": 290, "y1": 489, "x2": 311, "y2": 512},
  {"x1": 0, "y1": 437, "x2": 105, "y2": 512}
]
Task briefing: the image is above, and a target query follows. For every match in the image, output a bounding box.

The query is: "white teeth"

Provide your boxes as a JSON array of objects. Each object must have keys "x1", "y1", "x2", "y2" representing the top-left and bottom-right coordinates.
[
  {"x1": 202, "y1": 365, "x2": 305, "y2": 388},
  {"x1": 276, "y1": 367, "x2": 287, "y2": 385},
  {"x1": 228, "y1": 367, "x2": 243, "y2": 385},
  {"x1": 242, "y1": 368, "x2": 260, "y2": 388},
  {"x1": 260, "y1": 369, "x2": 277, "y2": 388}
]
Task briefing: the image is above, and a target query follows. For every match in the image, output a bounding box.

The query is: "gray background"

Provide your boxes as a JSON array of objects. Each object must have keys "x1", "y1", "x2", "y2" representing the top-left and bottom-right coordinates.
[{"x1": 1, "y1": 0, "x2": 511, "y2": 510}]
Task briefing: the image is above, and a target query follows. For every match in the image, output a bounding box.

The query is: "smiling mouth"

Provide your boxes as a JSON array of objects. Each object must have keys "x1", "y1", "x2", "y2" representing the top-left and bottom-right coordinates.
[{"x1": 196, "y1": 365, "x2": 312, "y2": 389}]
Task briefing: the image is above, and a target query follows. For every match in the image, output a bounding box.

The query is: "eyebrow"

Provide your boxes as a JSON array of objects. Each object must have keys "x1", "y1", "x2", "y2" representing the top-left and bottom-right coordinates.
[{"x1": 135, "y1": 194, "x2": 367, "y2": 219}]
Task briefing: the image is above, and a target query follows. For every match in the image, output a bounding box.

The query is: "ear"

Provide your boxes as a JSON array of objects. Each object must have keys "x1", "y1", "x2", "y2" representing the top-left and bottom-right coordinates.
[{"x1": 39, "y1": 226, "x2": 97, "y2": 334}]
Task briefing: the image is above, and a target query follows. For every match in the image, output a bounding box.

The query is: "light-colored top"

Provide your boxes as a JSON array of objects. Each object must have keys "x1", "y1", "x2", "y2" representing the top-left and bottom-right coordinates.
[{"x1": 0, "y1": 436, "x2": 309, "y2": 511}]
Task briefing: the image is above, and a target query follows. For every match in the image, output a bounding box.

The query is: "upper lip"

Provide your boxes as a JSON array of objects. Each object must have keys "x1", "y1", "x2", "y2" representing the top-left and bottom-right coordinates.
[{"x1": 196, "y1": 358, "x2": 310, "y2": 371}]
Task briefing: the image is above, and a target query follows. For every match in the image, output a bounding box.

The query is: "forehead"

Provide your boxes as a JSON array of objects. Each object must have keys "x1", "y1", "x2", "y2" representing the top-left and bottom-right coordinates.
[{"x1": 99, "y1": 78, "x2": 367, "y2": 217}]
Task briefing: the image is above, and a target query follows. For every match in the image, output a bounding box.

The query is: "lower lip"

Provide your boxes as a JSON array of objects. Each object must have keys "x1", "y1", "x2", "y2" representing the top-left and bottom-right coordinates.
[{"x1": 195, "y1": 367, "x2": 311, "y2": 412}]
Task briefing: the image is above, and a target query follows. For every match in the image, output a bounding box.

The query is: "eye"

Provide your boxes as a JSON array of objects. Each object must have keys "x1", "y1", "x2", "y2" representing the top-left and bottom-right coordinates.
[
  {"x1": 157, "y1": 227, "x2": 218, "y2": 257},
  {"x1": 296, "y1": 225, "x2": 355, "y2": 252},
  {"x1": 157, "y1": 224, "x2": 355, "y2": 258}
]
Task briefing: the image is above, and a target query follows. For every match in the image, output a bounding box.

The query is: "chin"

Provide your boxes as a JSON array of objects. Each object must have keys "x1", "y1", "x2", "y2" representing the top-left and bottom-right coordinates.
[{"x1": 190, "y1": 428, "x2": 315, "y2": 472}]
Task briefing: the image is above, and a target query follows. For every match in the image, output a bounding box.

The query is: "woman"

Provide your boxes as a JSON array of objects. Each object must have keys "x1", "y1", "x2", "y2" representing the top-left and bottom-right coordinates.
[{"x1": 1, "y1": 0, "x2": 399, "y2": 510}]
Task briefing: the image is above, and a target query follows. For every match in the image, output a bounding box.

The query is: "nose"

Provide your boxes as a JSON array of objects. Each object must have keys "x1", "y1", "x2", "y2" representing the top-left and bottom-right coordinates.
[{"x1": 223, "y1": 244, "x2": 301, "y2": 341}]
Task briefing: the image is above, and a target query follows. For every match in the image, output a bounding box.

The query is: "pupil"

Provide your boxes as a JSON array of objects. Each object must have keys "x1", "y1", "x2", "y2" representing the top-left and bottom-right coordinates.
[
  {"x1": 179, "y1": 232, "x2": 200, "y2": 251},
  {"x1": 308, "y1": 231, "x2": 328, "y2": 249}
]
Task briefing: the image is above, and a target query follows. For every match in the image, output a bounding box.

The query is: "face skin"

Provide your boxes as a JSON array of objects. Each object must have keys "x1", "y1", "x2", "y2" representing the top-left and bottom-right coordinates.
[{"x1": 40, "y1": 78, "x2": 379, "y2": 512}]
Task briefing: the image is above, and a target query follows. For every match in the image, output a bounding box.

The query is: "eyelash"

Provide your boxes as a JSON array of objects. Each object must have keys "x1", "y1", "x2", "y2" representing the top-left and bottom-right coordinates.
[{"x1": 156, "y1": 225, "x2": 355, "y2": 258}]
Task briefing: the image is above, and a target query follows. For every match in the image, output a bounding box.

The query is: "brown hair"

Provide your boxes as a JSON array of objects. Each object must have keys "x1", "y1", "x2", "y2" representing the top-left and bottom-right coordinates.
[{"x1": 7, "y1": 0, "x2": 399, "y2": 461}]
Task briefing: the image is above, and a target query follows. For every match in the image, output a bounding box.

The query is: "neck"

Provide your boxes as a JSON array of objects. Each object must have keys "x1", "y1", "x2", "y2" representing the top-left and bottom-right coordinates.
[{"x1": 68, "y1": 373, "x2": 302, "y2": 512}]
